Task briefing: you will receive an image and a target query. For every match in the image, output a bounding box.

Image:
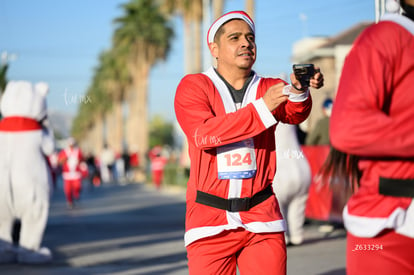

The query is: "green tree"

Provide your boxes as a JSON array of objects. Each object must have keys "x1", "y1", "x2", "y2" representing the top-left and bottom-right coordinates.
[
  {"x1": 97, "y1": 49, "x2": 130, "y2": 152},
  {"x1": 71, "y1": 62, "x2": 112, "y2": 153},
  {"x1": 0, "y1": 63, "x2": 8, "y2": 95},
  {"x1": 113, "y1": 0, "x2": 174, "y2": 164},
  {"x1": 149, "y1": 114, "x2": 174, "y2": 149}
]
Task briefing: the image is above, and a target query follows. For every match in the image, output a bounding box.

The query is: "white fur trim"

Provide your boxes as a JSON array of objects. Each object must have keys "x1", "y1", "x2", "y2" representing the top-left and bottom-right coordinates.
[
  {"x1": 203, "y1": 67, "x2": 277, "y2": 129},
  {"x1": 343, "y1": 205, "x2": 410, "y2": 238},
  {"x1": 396, "y1": 200, "x2": 414, "y2": 238},
  {"x1": 252, "y1": 98, "x2": 277, "y2": 128},
  {"x1": 207, "y1": 11, "x2": 255, "y2": 45},
  {"x1": 283, "y1": 85, "x2": 310, "y2": 102},
  {"x1": 381, "y1": 12, "x2": 414, "y2": 35},
  {"x1": 226, "y1": 179, "x2": 243, "y2": 226},
  {"x1": 184, "y1": 219, "x2": 286, "y2": 246}
]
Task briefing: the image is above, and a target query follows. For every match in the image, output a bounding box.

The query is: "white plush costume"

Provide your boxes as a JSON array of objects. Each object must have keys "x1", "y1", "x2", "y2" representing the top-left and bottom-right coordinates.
[
  {"x1": 0, "y1": 81, "x2": 55, "y2": 264},
  {"x1": 273, "y1": 122, "x2": 311, "y2": 245}
]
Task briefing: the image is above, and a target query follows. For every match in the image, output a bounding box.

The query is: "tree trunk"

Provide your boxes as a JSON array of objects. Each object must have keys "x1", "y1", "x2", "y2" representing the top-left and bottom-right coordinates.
[
  {"x1": 89, "y1": 115, "x2": 104, "y2": 156},
  {"x1": 213, "y1": 0, "x2": 224, "y2": 19},
  {"x1": 193, "y1": 19, "x2": 202, "y2": 73},
  {"x1": 126, "y1": 64, "x2": 150, "y2": 176},
  {"x1": 113, "y1": 100, "x2": 124, "y2": 154},
  {"x1": 245, "y1": 0, "x2": 255, "y2": 19},
  {"x1": 192, "y1": 0, "x2": 203, "y2": 73},
  {"x1": 184, "y1": 16, "x2": 193, "y2": 74}
]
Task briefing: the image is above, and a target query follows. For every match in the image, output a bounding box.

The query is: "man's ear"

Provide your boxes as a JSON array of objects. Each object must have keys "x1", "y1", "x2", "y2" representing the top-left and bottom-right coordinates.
[{"x1": 209, "y1": 42, "x2": 219, "y2": 59}]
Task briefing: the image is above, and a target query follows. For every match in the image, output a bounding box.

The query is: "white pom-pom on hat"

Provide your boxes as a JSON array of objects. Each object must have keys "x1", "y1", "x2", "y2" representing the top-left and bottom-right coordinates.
[{"x1": 386, "y1": 0, "x2": 401, "y2": 13}]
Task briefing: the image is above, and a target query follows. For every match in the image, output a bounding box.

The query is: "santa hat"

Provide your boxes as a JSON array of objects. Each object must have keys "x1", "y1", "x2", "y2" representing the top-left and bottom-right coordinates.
[
  {"x1": 67, "y1": 137, "x2": 76, "y2": 146},
  {"x1": 207, "y1": 11, "x2": 255, "y2": 45}
]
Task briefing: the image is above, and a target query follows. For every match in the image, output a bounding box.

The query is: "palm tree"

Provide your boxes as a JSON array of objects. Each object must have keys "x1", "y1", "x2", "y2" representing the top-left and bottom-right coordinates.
[
  {"x1": 245, "y1": 0, "x2": 255, "y2": 19},
  {"x1": 113, "y1": 0, "x2": 174, "y2": 167},
  {"x1": 97, "y1": 49, "x2": 130, "y2": 153},
  {"x1": 0, "y1": 63, "x2": 7, "y2": 96},
  {"x1": 161, "y1": 0, "x2": 203, "y2": 73},
  {"x1": 212, "y1": 0, "x2": 225, "y2": 20},
  {"x1": 72, "y1": 66, "x2": 112, "y2": 154}
]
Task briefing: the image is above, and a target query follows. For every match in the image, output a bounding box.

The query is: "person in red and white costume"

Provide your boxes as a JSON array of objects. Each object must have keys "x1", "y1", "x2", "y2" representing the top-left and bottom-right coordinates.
[
  {"x1": 324, "y1": 0, "x2": 414, "y2": 274},
  {"x1": 58, "y1": 137, "x2": 84, "y2": 208},
  {"x1": 149, "y1": 146, "x2": 168, "y2": 190},
  {"x1": 174, "y1": 10, "x2": 324, "y2": 274}
]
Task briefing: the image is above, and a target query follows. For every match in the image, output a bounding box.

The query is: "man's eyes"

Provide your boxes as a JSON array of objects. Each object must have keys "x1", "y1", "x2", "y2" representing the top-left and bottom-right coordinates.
[{"x1": 229, "y1": 35, "x2": 255, "y2": 42}]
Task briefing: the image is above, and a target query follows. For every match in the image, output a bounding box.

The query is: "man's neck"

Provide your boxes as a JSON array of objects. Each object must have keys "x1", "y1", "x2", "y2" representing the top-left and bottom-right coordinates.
[{"x1": 215, "y1": 66, "x2": 252, "y2": 90}]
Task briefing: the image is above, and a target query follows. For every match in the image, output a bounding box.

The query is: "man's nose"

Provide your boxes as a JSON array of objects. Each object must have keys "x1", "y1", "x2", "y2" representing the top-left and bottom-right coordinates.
[
  {"x1": 241, "y1": 36, "x2": 253, "y2": 48},
  {"x1": 239, "y1": 40, "x2": 247, "y2": 49}
]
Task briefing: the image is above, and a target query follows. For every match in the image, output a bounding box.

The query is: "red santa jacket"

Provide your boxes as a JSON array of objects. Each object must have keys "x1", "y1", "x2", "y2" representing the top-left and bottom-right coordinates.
[
  {"x1": 175, "y1": 67, "x2": 312, "y2": 246},
  {"x1": 330, "y1": 14, "x2": 414, "y2": 238},
  {"x1": 59, "y1": 147, "x2": 83, "y2": 180}
]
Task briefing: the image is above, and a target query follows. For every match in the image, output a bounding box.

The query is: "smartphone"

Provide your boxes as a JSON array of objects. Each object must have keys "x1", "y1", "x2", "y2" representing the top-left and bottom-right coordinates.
[{"x1": 293, "y1": 64, "x2": 316, "y2": 88}]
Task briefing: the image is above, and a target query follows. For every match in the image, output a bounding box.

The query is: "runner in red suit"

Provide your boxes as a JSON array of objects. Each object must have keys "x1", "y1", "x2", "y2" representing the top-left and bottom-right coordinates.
[
  {"x1": 58, "y1": 137, "x2": 84, "y2": 208},
  {"x1": 175, "y1": 10, "x2": 324, "y2": 274},
  {"x1": 326, "y1": 1, "x2": 414, "y2": 274},
  {"x1": 149, "y1": 146, "x2": 168, "y2": 190}
]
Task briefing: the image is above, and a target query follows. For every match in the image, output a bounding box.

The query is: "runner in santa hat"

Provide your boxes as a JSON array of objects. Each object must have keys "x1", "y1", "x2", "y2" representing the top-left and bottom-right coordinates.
[
  {"x1": 58, "y1": 137, "x2": 85, "y2": 209},
  {"x1": 175, "y1": 10, "x2": 324, "y2": 274},
  {"x1": 322, "y1": 0, "x2": 414, "y2": 274}
]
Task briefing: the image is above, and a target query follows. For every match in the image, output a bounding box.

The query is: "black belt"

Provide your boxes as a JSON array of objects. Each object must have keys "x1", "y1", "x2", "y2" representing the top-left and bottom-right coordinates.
[
  {"x1": 195, "y1": 185, "x2": 273, "y2": 212},
  {"x1": 379, "y1": 177, "x2": 414, "y2": 198}
]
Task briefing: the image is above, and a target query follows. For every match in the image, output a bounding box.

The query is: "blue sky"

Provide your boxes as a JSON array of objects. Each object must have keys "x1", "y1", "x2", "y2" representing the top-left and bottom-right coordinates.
[{"x1": 0, "y1": 0, "x2": 375, "y2": 122}]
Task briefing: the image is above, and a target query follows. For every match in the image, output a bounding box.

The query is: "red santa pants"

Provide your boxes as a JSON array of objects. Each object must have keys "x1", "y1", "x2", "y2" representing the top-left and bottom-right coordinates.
[
  {"x1": 63, "y1": 179, "x2": 82, "y2": 203},
  {"x1": 187, "y1": 228, "x2": 286, "y2": 275},
  {"x1": 347, "y1": 230, "x2": 414, "y2": 275},
  {"x1": 152, "y1": 170, "x2": 164, "y2": 189}
]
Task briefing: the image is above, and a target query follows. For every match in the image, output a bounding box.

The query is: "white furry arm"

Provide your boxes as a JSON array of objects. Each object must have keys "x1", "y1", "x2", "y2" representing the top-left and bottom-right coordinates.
[{"x1": 41, "y1": 127, "x2": 55, "y2": 156}]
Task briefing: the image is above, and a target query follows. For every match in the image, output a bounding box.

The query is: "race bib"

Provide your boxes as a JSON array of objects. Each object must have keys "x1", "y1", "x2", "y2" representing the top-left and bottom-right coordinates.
[{"x1": 217, "y1": 138, "x2": 257, "y2": 179}]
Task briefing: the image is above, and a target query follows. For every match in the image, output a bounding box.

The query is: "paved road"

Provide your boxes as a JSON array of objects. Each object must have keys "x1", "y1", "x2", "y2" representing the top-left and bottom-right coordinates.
[{"x1": 2, "y1": 182, "x2": 347, "y2": 275}]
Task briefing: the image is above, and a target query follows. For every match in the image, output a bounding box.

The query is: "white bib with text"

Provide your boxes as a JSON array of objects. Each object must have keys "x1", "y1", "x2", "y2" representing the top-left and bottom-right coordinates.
[{"x1": 217, "y1": 138, "x2": 257, "y2": 179}]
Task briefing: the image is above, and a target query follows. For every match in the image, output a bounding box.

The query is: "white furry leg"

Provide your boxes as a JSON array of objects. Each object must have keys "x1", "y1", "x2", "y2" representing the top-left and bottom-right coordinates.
[
  {"x1": 19, "y1": 200, "x2": 49, "y2": 251},
  {"x1": 16, "y1": 200, "x2": 52, "y2": 264}
]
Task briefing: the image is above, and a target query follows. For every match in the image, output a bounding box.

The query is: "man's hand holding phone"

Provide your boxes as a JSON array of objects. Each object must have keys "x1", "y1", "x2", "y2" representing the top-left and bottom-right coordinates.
[{"x1": 290, "y1": 64, "x2": 324, "y2": 93}]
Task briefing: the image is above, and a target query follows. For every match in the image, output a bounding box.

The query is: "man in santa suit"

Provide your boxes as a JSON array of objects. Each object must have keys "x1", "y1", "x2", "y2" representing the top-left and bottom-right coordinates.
[
  {"x1": 149, "y1": 146, "x2": 168, "y2": 190},
  {"x1": 174, "y1": 10, "x2": 324, "y2": 274},
  {"x1": 58, "y1": 137, "x2": 84, "y2": 208},
  {"x1": 324, "y1": 0, "x2": 414, "y2": 274}
]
